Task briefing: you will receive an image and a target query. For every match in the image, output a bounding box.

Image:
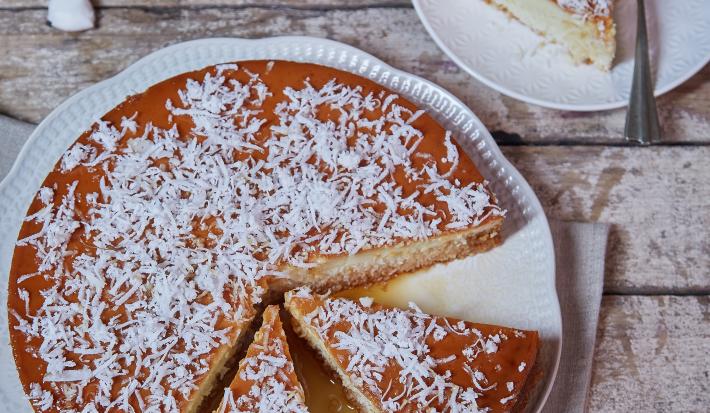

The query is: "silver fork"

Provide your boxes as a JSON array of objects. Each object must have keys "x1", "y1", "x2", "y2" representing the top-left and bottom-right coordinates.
[{"x1": 624, "y1": 0, "x2": 661, "y2": 144}]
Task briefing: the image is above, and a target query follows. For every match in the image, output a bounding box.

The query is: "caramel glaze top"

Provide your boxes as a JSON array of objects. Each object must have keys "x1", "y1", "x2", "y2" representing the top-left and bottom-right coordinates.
[
  {"x1": 288, "y1": 290, "x2": 539, "y2": 413},
  {"x1": 219, "y1": 305, "x2": 307, "y2": 412},
  {"x1": 8, "y1": 60, "x2": 502, "y2": 412}
]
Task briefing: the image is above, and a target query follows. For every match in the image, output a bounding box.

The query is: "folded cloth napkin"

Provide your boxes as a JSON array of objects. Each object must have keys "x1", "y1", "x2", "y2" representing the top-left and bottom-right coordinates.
[
  {"x1": 0, "y1": 115, "x2": 33, "y2": 183},
  {"x1": 0, "y1": 114, "x2": 608, "y2": 412},
  {"x1": 546, "y1": 220, "x2": 609, "y2": 413}
]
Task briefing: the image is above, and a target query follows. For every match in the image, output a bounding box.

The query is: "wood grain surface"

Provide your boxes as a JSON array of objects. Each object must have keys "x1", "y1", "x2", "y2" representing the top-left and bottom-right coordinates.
[
  {"x1": 503, "y1": 145, "x2": 709, "y2": 294},
  {"x1": 590, "y1": 295, "x2": 709, "y2": 412},
  {"x1": 0, "y1": 1, "x2": 708, "y2": 411},
  {"x1": 1, "y1": 0, "x2": 392, "y2": 7},
  {"x1": 1, "y1": 5, "x2": 709, "y2": 144}
]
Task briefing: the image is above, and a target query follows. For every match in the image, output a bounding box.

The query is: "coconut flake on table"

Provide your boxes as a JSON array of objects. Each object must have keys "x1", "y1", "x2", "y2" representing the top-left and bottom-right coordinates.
[{"x1": 47, "y1": 0, "x2": 95, "y2": 32}]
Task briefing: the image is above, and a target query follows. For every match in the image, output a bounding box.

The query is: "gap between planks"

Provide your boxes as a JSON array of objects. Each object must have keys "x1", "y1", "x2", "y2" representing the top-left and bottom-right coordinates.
[
  {"x1": 0, "y1": 1, "x2": 414, "y2": 12},
  {"x1": 604, "y1": 291, "x2": 710, "y2": 297},
  {"x1": 493, "y1": 134, "x2": 710, "y2": 147}
]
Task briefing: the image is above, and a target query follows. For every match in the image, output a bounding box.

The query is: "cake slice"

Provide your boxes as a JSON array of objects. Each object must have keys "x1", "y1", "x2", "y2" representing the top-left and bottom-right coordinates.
[
  {"x1": 285, "y1": 288, "x2": 539, "y2": 413},
  {"x1": 217, "y1": 305, "x2": 309, "y2": 413},
  {"x1": 486, "y1": 0, "x2": 616, "y2": 70}
]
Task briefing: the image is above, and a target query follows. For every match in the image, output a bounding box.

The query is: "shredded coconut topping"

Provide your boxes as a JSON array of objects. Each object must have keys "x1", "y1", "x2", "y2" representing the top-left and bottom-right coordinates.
[
  {"x1": 12, "y1": 62, "x2": 501, "y2": 412},
  {"x1": 219, "y1": 379, "x2": 307, "y2": 413},
  {"x1": 556, "y1": 0, "x2": 611, "y2": 18},
  {"x1": 296, "y1": 288, "x2": 527, "y2": 413},
  {"x1": 218, "y1": 308, "x2": 307, "y2": 413}
]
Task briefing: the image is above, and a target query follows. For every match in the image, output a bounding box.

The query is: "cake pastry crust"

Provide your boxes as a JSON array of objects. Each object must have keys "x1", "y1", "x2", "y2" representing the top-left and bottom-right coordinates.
[{"x1": 8, "y1": 60, "x2": 505, "y2": 412}]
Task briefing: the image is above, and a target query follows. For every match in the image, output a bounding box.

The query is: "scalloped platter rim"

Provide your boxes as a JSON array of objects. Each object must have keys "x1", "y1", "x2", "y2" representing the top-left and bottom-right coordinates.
[{"x1": 0, "y1": 37, "x2": 561, "y2": 413}]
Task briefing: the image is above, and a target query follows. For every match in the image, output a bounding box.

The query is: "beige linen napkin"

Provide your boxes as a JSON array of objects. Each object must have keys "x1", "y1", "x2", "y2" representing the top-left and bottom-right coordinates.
[
  {"x1": 0, "y1": 114, "x2": 609, "y2": 412},
  {"x1": 0, "y1": 115, "x2": 33, "y2": 184},
  {"x1": 546, "y1": 220, "x2": 609, "y2": 412}
]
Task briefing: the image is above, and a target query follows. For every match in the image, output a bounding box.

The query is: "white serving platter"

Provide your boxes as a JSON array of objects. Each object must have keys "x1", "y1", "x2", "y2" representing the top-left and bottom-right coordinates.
[{"x1": 0, "y1": 37, "x2": 561, "y2": 412}]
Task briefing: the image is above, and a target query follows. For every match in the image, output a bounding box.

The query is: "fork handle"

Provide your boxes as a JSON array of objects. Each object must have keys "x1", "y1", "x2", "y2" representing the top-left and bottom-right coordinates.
[{"x1": 625, "y1": 0, "x2": 661, "y2": 144}]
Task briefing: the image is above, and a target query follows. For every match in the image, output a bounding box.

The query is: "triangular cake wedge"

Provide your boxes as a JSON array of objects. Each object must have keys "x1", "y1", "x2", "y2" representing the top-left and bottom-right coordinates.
[
  {"x1": 285, "y1": 288, "x2": 539, "y2": 413},
  {"x1": 485, "y1": 0, "x2": 616, "y2": 70},
  {"x1": 217, "y1": 305, "x2": 309, "y2": 413}
]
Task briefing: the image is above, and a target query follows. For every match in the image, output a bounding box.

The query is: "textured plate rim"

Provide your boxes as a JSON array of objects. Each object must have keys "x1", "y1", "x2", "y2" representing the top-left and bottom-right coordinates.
[
  {"x1": 412, "y1": 0, "x2": 710, "y2": 111},
  {"x1": 0, "y1": 36, "x2": 561, "y2": 412}
]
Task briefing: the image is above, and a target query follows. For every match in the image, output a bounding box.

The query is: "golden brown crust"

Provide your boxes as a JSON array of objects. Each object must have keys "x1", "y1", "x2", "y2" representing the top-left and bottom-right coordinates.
[{"x1": 278, "y1": 217, "x2": 503, "y2": 294}]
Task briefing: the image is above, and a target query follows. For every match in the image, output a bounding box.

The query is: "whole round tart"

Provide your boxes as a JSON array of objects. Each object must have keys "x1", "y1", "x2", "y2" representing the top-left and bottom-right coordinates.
[{"x1": 8, "y1": 60, "x2": 507, "y2": 412}]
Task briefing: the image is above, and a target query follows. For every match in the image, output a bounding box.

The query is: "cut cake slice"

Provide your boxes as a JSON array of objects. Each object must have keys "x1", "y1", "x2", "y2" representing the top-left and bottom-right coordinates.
[
  {"x1": 486, "y1": 0, "x2": 616, "y2": 70},
  {"x1": 285, "y1": 288, "x2": 539, "y2": 413},
  {"x1": 217, "y1": 305, "x2": 309, "y2": 413}
]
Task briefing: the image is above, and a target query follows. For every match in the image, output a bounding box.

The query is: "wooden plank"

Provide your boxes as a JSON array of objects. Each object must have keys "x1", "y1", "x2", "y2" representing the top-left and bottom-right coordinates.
[
  {"x1": 590, "y1": 295, "x2": 710, "y2": 412},
  {"x1": 0, "y1": 7, "x2": 709, "y2": 143},
  {"x1": 0, "y1": 0, "x2": 396, "y2": 7},
  {"x1": 502, "y1": 145, "x2": 709, "y2": 294}
]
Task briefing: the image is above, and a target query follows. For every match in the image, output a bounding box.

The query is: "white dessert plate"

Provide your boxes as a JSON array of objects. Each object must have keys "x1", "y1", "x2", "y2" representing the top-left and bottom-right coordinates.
[
  {"x1": 0, "y1": 37, "x2": 560, "y2": 412},
  {"x1": 413, "y1": 0, "x2": 710, "y2": 111}
]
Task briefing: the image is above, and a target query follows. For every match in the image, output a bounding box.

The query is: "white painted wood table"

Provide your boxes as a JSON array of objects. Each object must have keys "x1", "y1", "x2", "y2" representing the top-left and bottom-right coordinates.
[{"x1": 0, "y1": 1, "x2": 708, "y2": 411}]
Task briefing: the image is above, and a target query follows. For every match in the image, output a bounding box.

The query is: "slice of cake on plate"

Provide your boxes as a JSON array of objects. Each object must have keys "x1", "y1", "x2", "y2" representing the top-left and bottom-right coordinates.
[
  {"x1": 217, "y1": 305, "x2": 308, "y2": 413},
  {"x1": 285, "y1": 288, "x2": 539, "y2": 413},
  {"x1": 486, "y1": 0, "x2": 616, "y2": 70}
]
